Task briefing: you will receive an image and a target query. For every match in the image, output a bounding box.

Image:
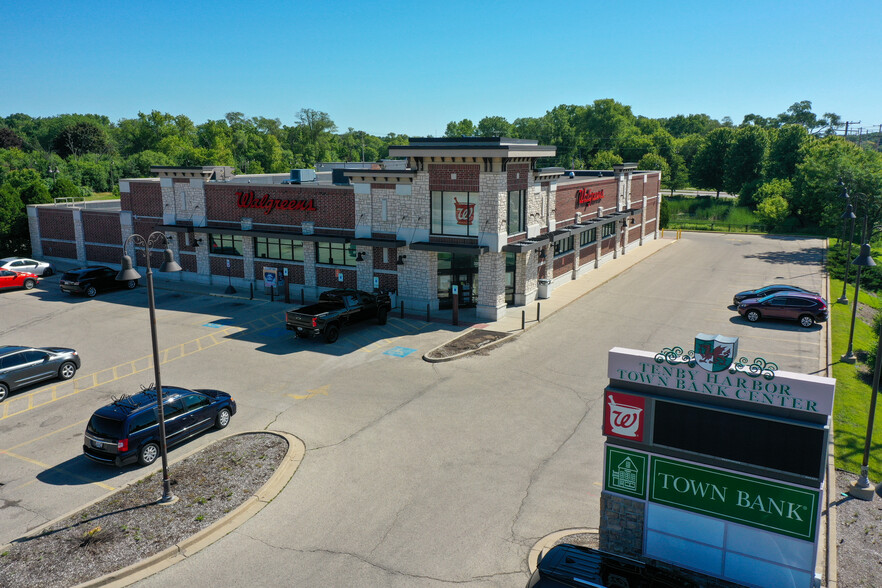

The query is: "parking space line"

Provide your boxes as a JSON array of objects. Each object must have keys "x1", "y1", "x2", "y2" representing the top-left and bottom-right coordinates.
[
  {"x1": 0, "y1": 313, "x2": 284, "y2": 421},
  {"x1": 1, "y1": 419, "x2": 88, "y2": 453},
  {"x1": 0, "y1": 451, "x2": 115, "y2": 491}
]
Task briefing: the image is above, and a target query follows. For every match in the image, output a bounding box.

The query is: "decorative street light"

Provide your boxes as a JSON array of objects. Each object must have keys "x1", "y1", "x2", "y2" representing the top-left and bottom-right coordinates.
[
  {"x1": 117, "y1": 231, "x2": 182, "y2": 503},
  {"x1": 848, "y1": 241, "x2": 881, "y2": 500},
  {"x1": 842, "y1": 221, "x2": 875, "y2": 364},
  {"x1": 838, "y1": 202, "x2": 857, "y2": 304}
]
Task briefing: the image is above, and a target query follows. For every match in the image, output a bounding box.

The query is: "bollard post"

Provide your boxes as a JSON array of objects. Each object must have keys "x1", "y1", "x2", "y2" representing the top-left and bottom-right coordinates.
[
  {"x1": 249, "y1": 283, "x2": 253, "y2": 300},
  {"x1": 537, "y1": 303, "x2": 541, "y2": 323},
  {"x1": 452, "y1": 290, "x2": 459, "y2": 326},
  {"x1": 270, "y1": 287, "x2": 274, "y2": 303},
  {"x1": 400, "y1": 301, "x2": 404, "y2": 319},
  {"x1": 426, "y1": 304, "x2": 430, "y2": 322},
  {"x1": 301, "y1": 289, "x2": 305, "y2": 304},
  {"x1": 522, "y1": 310, "x2": 525, "y2": 330},
  {"x1": 284, "y1": 281, "x2": 290, "y2": 304}
]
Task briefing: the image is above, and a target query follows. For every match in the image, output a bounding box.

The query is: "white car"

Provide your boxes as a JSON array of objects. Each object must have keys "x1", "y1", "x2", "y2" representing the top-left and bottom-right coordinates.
[{"x1": 0, "y1": 257, "x2": 55, "y2": 277}]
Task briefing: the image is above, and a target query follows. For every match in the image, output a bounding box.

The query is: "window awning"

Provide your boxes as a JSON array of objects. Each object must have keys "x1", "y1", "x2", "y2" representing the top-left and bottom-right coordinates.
[
  {"x1": 409, "y1": 241, "x2": 489, "y2": 255},
  {"x1": 350, "y1": 237, "x2": 407, "y2": 248}
]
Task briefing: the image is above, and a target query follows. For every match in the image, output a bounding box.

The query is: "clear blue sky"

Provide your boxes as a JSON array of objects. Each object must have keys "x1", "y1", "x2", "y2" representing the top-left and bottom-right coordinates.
[{"x1": 2, "y1": 0, "x2": 880, "y2": 137}]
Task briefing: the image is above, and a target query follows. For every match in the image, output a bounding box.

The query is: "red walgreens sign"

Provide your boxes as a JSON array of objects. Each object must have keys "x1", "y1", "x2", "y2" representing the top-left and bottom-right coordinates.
[
  {"x1": 576, "y1": 188, "x2": 603, "y2": 205},
  {"x1": 603, "y1": 390, "x2": 645, "y2": 442},
  {"x1": 236, "y1": 191, "x2": 317, "y2": 214}
]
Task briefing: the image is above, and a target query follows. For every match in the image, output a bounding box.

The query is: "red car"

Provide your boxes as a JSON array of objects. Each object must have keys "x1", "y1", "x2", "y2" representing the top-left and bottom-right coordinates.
[{"x1": 0, "y1": 269, "x2": 39, "y2": 291}]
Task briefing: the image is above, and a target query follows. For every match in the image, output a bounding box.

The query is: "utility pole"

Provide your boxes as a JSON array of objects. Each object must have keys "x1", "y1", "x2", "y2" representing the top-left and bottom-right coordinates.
[{"x1": 843, "y1": 120, "x2": 861, "y2": 140}]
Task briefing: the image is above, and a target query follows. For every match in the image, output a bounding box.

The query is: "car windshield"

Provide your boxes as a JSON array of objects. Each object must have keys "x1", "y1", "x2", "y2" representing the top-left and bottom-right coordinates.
[{"x1": 87, "y1": 415, "x2": 124, "y2": 439}]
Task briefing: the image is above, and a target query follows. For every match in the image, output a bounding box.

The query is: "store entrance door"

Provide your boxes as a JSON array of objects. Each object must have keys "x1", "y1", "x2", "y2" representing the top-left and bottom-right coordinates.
[{"x1": 438, "y1": 253, "x2": 478, "y2": 310}]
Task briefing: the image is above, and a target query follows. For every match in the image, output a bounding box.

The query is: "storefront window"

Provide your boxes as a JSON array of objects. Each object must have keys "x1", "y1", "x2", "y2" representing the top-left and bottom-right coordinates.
[
  {"x1": 431, "y1": 191, "x2": 480, "y2": 237},
  {"x1": 209, "y1": 234, "x2": 243, "y2": 256},
  {"x1": 580, "y1": 228, "x2": 597, "y2": 247},
  {"x1": 602, "y1": 223, "x2": 616, "y2": 239},
  {"x1": 553, "y1": 236, "x2": 574, "y2": 256},
  {"x1": 316, "y1": 242, "x2": 357, "y2": 266},
  {"x1": 507, "y1": 190, "x2": 526, "y2": 234},
  {"x1": 255, "y1": 237, "x2": 304, "y2": 262}
]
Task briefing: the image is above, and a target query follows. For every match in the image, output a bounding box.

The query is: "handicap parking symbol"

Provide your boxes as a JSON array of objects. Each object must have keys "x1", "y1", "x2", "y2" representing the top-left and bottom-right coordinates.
[{"x1": 384, "y1": 346, "x2": 416, "y2": 358}]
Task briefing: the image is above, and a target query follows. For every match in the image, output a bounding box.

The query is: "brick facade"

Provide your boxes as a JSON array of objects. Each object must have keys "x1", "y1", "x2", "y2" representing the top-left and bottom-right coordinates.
[
  {"x1": 429, "y1": 164, "x2": 480, "y2": 192},
  {"x1": 82, "y1": 211, "x2": 122, "y2": 245}
]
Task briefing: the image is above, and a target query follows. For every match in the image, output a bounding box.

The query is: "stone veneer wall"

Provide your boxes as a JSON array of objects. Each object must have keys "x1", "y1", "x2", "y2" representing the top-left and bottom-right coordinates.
[{"x1": 599, "y1": 493, "x2": 644, "y2": 557}]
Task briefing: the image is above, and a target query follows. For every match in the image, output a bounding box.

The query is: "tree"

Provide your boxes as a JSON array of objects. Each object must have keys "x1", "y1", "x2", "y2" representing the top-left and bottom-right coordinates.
[
  {"x1": 766, "y1": 124, "x2": 809, "y2": 180},
  {"x1": 637, "y1": 153, "x2": 669, "y2": 177},
  {"x1": 445, "y1": 119, "x2": 476, "y2": 137},
  {"x1": 723, "y1": 126, "x2": 769, "y2": 201},
  {"x1": 51, "y1": 176, "x2": 80, "y2": 201},
  {"x1": 690, "y1": 127, "x2": 734, "y2": 197},
  {"x1": 0, "y1": 127, "x2": 25, "y2": 149},
  {"x1": 52, "y1": 122, "x2": 109, "y2": 158},
  {"x1": 753, "y1": 179, "x2": 793, "y2": 226},
  {"x1": 665, "y1": 153, "x2": 688, "y2": 195},
  {"x1": 776, "y1": 101, "x2": 840, "y2": 136},
  {"x1": 659, "y1": 113, "x2": 720, "y2": 138},
  {"x1": 591, "y1": 150, "x2": 623, "y2": 169},
  {"x1": 476, "y1": 116, "x2": 511, "y2": 137}
]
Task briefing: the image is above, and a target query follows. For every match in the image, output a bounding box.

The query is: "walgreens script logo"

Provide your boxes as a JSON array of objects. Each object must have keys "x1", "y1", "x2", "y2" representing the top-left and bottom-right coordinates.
[{"x1": 603, "y1": 391, "x2": 645, "y2": 441}]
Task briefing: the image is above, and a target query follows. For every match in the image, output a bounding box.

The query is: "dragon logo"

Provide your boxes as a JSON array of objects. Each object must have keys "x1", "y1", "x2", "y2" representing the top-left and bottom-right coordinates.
[{"x1": 694, "y1": 334, "x2": 738, "y2": 372}]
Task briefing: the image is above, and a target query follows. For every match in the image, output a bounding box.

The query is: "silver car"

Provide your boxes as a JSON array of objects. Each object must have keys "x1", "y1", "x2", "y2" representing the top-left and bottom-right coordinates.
[
  {"x1": 0, "y1": 257, "x2": 55, "y2": 277},
  {"x1": 0, "y1": 346, "x2": 80, "y2": 402}
]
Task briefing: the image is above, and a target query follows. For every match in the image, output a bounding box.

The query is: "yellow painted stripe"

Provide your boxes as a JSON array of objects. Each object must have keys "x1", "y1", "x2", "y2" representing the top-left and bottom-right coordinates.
[
  {"x1": 1, "y1": 419, "x2": 88, "y2": 452},
  {"x1": 0, "y1": 451, "x2": 116, "y2": 491}
]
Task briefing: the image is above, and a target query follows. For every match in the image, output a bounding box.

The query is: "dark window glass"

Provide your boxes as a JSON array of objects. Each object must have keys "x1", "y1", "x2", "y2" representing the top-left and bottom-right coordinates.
[
  {"x1": 163, "y1": 399, "x2": 185, "y2": 419},
  {"x1": 316, "y1": 242, "x2": 357, "y2": 267},
  {"x1": 255, "y1": 237, "x2": 304, "y2": 262},
  {"x1": 580, "y1": 228, "x2": 597, "y2": 247},
  {"x1": 209, "y1": 234, "x2": 243, "y2": 256},
  {"x1": 21, "y1": 351, "x2": 48, "y2": 363},
  {"x1": 507, "y1": 190, "x2": 526, "y2": 234},
  {"x1": 87, "y1": 415, "x2": 124, "y2": 438},
  {"x1": 554, "y1": 236, "x2": 574, "y2": 256},
  {"x1": 128, "y1": 410, "x2": 159, "y2": 434},
  {"x1": 602, "y1": 223, "x2": 616, "y2": 238},
  {"x1": 0, "y1": 353, "x2": 27, "y2": 368},
  {"x1": 182, "y1": 394, "x2": 211, "y2": 411},
  {"x1": 431, "y1": 191, "x2": 479, "y2": 237}
]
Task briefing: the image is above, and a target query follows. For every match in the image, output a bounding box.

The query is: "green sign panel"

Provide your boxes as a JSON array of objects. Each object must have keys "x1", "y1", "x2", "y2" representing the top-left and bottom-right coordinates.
[
  {"x1": 649, "y1": 457, "x2": 818, "y2": 542},
  {"x1": 604, "y1": 446, "x2": 648, "y2": 499}
]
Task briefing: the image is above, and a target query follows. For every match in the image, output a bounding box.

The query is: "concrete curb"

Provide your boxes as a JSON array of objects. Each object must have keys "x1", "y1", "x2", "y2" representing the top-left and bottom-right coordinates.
[
  {"x1": 527, "y1": 528, "x2": 597, "y2": 573},
  {"x1": 0, "y1": 431, "x2": 305, "y2": 588},
  {"x1": 823, "y1": 241, "x2": 838, "y2": 588},
  {"x1": 422, "y1": 330, "x2": 518, "y2": 363}
]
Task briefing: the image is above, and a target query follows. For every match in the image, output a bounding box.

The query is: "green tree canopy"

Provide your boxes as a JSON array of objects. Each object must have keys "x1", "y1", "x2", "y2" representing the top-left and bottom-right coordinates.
[
  {"x1": 690, "y1": 127, "x2": 734, "y2": 196},
  {"x1": 53, "y1": 122, "x2": 110, "y2": 158}
]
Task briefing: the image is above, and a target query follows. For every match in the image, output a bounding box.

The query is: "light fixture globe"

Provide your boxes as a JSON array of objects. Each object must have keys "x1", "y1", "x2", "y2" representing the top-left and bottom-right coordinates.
[
  {"x1": 116, "y1": 254, "x2": 142, "y2": 281},
  {"x1": 160, "y1": 249, "x2": 182, "y2": 273},
  {"x1": 853, "y1": 243, "x2": 876, "y2": 268}
]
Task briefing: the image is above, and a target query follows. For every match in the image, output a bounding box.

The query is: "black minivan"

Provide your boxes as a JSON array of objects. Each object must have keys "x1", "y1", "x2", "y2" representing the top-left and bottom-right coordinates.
[
  {"x1": 61, "y1": 266, "x2": 137, "y2": 297},
  {"x1": 83, "y1": 386, "x2": 236, "y2": 466}
]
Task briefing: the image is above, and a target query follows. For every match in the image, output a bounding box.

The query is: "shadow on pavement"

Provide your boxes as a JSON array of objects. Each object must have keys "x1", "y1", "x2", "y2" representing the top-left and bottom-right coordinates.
[{"x1": 36, "y1": 455, "x2": 128, "y2": 487}]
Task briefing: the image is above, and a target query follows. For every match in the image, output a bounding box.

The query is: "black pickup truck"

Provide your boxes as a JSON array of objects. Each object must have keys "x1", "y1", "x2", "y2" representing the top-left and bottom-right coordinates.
[{"x1": 285, "y1": 288, "x2": 392, "y2": 343}]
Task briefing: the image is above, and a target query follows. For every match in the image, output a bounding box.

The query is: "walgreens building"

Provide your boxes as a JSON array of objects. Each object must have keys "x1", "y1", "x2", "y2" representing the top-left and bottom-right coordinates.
[{"x1": 28, "y1": 137, "x2": 661, "y2": 321}]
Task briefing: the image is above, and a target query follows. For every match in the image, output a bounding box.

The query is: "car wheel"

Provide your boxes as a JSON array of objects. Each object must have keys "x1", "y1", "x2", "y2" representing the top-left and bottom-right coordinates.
[
  {"x1": 215, "y1": 407, "x2": 231, "y2": 429},
  {"x1": 138, "y1": 442, "x2": 160, "y2": 466},
  {"x1": 42, "y1": 267, "x2": 53, "y2": 277},
  {"x1": 0, "y1": 383, "x2": 8, "y2": 403},
  {"x1": 58, "y1": 361, "x2": 77, "y2": 380},
  {"x1": 85, "y1": 285, "x2": 98, "y2": 297},
  {"x1": 799, "y1": 315, "x2": 815, "y2": 328},
  {"x1": 377, "y1": 307, "x2": 388, "y2": 325},
  {"x1": 746, "y1": 310, "x2": 761, "y2": 323},
  {"x1": 23, "y1": 278, "x2": 36, "y2": 290},
  {"x1": 324, "y1": 324, "x2": 340, "y2": 344},
  {"x1": 126, "y1": 280, "x2": 137, "y2": 289}
]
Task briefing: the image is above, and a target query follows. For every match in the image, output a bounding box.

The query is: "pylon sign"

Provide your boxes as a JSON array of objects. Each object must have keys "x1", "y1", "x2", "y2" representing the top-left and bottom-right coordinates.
[{"x1": 600, "y1": 336, "x2": 835, "y2": 588}]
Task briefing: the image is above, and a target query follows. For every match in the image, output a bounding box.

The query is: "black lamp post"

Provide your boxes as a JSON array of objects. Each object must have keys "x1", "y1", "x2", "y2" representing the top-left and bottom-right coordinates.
[
  {"x1": 842, "y1": 221, "x2": 874, "y2": 364},
  {"x1": 117, "y1": 231, "x2": 182, "y2": 503},
  {"x1": 848, "y1": 241, "x2": 881, "y2": 500},
  {"x1": 838, "y1": 202, "x2": 857, "y2": 304}
]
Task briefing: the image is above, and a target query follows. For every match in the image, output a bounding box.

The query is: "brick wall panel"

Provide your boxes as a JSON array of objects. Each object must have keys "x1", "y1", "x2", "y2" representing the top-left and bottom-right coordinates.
[
  {"x1": 179, "y1": 252, "x2": 198, "y2": 273},
  {"x1": 252, "y1": 262, "x2": 305, "y2": 285},
  {"x1": 82, "y1": 211, "x2": 122, "y2": 245},
  {"x1": 556, "y1": 179, "x2": 617, "y2": 224},
  {"x1": 205, "y1": 184, "x2": 355, "y2": 229},
  {"x1": 210, "y1": 256, "x2": 244, "y2": 278},
  {"x1": 552, "y1": 253, "x2": 574, "y2": 278},
  {"x1": 85, "y1": 244, "x2": 123, "y2": 263},
  {"x1": 507, "y1": 163, "x2": 530, "y2": 191},
  {"x1": 316, "y1": 267, "x2": 357, "y2": 289},
  {"x1": 37, "y1": 208, "x2": 75, "y2": 240},
  {"x1": 41, "y1": 240, "x2": 77, "y2": 259},
  {"x1": 579, "y1": 246, "x2": 596, "y2": 267},
  {"x1": 372, "y1": 247, "x2": 399, "y2": 270},
  {"x1": 127, "y1": 181, "x2": 163, "y2": 216},
  {"x1": 428, "y1": 164, "x2": 480, "y2": 192}
]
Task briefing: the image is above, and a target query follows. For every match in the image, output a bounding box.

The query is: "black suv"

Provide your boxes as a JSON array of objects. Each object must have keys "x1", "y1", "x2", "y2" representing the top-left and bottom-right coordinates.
[
  {"x1": 60, "y1": 266, "x2": 137, "y2": 297},
  {"x1": 0, "y1": 346, "x2": 80, "y2": 402},
  {"x1": 83, "y1": 386, "x2": 237, "y2": 467}
]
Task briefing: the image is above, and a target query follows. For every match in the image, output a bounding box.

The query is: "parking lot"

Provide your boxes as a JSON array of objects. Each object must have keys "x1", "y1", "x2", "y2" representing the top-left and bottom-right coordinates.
[{"x1": 0, "y1": 232, "x2": 829, "y2": 586}]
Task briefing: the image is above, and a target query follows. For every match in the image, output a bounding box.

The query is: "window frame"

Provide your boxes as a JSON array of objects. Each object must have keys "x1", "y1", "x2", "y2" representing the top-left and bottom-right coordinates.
[
  {"x1": 315, "y1": 242, "x2": 357, "y2": 267},
  {"x1": 601, "y1": 223, "x2": 616, "y2": 239},
  {"x1": 431, "y1": 191, "x2": 480, "y2": 237},
  {"x1": 506, "y1": 190, "x2": 526, "y2": 234},
  {"x1": 209, "y1": 234, "x2": 243, "y2": 256},
  {"x1": 580, "y1": 228, "x2": 597, "y2": 247},
  {"x1": 553, "y1": 235, "x2": 574, "y2": 257},
  {"x1": 255, "y1": 237, "x2": 304, "y2": 262}
]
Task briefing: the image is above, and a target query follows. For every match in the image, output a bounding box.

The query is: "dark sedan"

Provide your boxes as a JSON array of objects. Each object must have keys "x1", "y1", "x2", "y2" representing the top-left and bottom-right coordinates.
[
  {"x1": 733, "y1": 284, "x2": 818, "y2": 306},
  {"x1": 732, "y1": 284, "x2": 820, "y2": 306},
  {"x1": 737, "y1": 292, "x2": 828, "y2": 328},
  {"x1": 60, "y1": 266, "x2": 137, "y2": 297},
  {"x1": 83, "y1": 385, "x2": 237, "y2": 466},
  {"x1": 0, "y1": 346, "x2": 80, "y2": 402}
]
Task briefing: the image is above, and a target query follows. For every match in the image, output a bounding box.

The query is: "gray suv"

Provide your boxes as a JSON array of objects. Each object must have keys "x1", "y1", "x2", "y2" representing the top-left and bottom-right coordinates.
[{"x1": 0, "y1": 346, "x2": 80, "y2": 402}]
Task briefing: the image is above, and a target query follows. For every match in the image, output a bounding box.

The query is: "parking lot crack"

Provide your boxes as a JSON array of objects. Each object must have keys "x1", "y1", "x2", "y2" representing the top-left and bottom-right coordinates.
[{"x1": 237, "y1": 531, "x2": 522, "y2": 583}]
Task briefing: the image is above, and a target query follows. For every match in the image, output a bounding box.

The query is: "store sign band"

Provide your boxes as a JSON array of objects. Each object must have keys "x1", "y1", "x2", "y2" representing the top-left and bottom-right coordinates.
[{"x1": 605, "y1": 447, "x2": 818, "y2": 542}]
